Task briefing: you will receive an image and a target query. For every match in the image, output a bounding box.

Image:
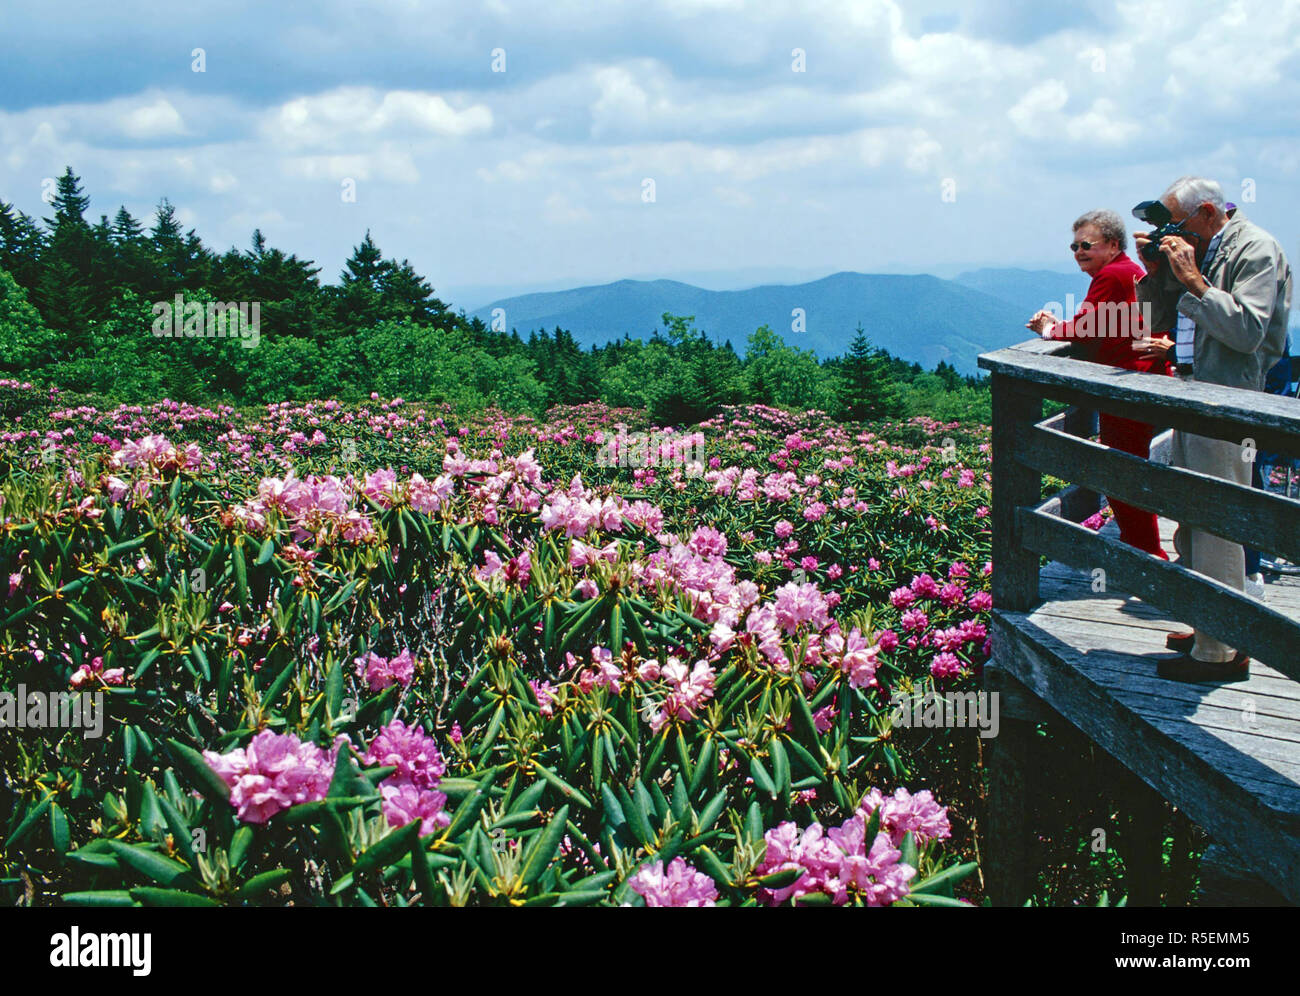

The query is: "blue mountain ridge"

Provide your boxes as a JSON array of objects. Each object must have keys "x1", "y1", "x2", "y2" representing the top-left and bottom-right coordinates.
[{"x1": 469, "y1": 268, "x2": 1093, "y2": 375}]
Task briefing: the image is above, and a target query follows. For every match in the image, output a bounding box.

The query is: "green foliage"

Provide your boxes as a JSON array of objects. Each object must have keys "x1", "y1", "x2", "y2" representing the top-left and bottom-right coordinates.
[
  {"x1": 1, "y1": 169, "x2": 990, "y2": 424},
  {"x1": 0, "y1": 268, "x2": 55, "y2": 375},
  {"x1": 0, "y1": 398, "x2": 983, "y2": 906}
]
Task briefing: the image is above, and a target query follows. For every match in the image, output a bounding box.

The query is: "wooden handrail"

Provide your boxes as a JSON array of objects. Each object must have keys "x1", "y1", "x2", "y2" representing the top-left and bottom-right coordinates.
[{"x1": 981, "y1": 339, "x2": 1300, "y2": 669}]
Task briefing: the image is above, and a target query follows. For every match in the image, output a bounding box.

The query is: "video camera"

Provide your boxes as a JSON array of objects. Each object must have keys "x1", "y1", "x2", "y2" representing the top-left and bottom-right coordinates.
[{"x1": 1132, "y1": 200, "x2": 1200, "y2": 262}]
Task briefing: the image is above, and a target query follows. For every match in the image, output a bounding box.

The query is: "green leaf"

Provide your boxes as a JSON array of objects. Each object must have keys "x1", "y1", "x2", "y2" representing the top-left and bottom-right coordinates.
[
  {"x1": 531, "y1": 763, "x2": 593, "y2": 809},
  {"x1": 899, "y1": 830, "x2": 918, "y2": 870},
  {"x1": 749, "y1": 757, "x2": 777, "y2": 800},
  {"x1": 443, "y1": 771, "x2": 495, "y2": 839},
  {"x1": 770, "y1": 739, "x2": 790, "y2": 795},
  {"x1": 903, "y1": 892, "x2": 973, "y2": 907},
  {"x1": 411, "y1": 835, "x2": 438, "y2": 902},
  {"x1": 62, "y1": 890, "x2": 138, "y2": 907},
  {"x1": 229, "y1": 826, "x2": 253, "y2": 869},
  {"x1": 166, "y1": 738, "x2": 231, "y2": 806},
  {"x1": 231, "y1": 539, "x2": 249, "y2": 609},
  {"x1": 231, "y1": 868, "x2": 293, "y2": 902},
  {"x1": 254, "y1": 536, "x2": 276, "y2": 565},
  {"x1": 131, "y1": 887, "x2": 220, "y2": 907},
  {"x1": 910, "y1": 861, "x2": 978, "y2": 896},
  {"x1": 106, "y1": 841, "x2": 193, "y2": 888},
  {"x1": 4, "y1": 795, "x2": 52, "y2": 849},
  {"x1": 518, "y1": 804, "x2": 570, "y2": 888},
  {"x1": 354, "y1": 820, "x2": 424, "y2": 876},
  {"x1": 755, "y1": 867, "x2": 802, "y2": 888}
]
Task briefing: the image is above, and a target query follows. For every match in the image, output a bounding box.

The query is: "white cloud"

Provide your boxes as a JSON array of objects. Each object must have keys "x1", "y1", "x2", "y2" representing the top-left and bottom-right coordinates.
[
  {"x1": 121, "y1": 98, "x2": 185, "y2": 139},
  {"x1": 266, "y1": 88, "x2": 492, "y2": 149}
]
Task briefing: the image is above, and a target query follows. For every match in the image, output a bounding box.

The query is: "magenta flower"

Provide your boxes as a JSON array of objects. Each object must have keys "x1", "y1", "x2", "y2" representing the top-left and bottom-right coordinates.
[
  {"x1": 204, "y1": 730, "x2": 341, "y2": 824},
  {"x1": 929, "y1": 651, "x2": 962, "y2": 679},
  {"x1": 859, "y1": 787, "x2": 953, "y2": 847},
  {"x1": 628, "y1": 857, "x2": 719, "y2": 907},
  {"x1": 378, "y1": 779, "x2": 450, "y2": 836},
  {"x1": 355, "y1": 649, "x2": 415, "y2": 692},
  {"x1": 889, "y1": 586, "x2": 915, "y2": 609},
  {"x1": 900, "y1": 608, "x2": 929, "y2": 632},
  {"x1": 967, "y1": 590, "x2": 993, "y2": 612},
  {"x1": 362, "y1": 720, "x2": 447, "y2": 790}
]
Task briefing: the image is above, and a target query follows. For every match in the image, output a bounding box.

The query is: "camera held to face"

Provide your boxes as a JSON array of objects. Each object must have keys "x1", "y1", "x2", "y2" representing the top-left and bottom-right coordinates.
[{"x1": 1132, "y1": 200, "x2": 1201, "y2": 262}]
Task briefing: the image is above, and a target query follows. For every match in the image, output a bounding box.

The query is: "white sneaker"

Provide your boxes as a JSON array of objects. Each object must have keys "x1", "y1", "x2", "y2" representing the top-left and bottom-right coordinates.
[{"x1": 1245, "y1": 573, "x2": 1265, "y2": 599}]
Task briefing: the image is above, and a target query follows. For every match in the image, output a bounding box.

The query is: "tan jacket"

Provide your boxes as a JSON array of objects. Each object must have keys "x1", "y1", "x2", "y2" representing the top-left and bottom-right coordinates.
[{"x1": 1137, "y1": 209, "x2": 1292, "y2": 391}]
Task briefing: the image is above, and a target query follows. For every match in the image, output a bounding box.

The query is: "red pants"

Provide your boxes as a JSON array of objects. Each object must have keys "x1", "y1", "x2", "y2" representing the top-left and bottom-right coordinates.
[{"x1": 1100, "y1": 413, "x2": 1167, "y2": 559}]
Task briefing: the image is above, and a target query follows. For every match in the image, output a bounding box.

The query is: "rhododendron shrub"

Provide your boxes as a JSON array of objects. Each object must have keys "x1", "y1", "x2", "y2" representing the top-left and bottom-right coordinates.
[{"x1": 1, "y1": 395, "x2": 984, "y2": 907}]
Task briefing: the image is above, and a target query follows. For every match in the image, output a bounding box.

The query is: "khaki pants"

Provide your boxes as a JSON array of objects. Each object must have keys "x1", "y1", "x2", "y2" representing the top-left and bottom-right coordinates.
[{"x1": 1170, "y1": 429, "x2": 1250, "y2": 662}]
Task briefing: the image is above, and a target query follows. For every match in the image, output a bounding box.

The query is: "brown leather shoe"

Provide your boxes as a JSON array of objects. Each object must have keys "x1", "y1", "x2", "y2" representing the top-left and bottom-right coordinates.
[
  {"x1": 1157, "y1": 651, "x2": 1250, "y2": 684},
  {"x1": 1165, "y1": 631, "x2": 1195, "y2": 652}
]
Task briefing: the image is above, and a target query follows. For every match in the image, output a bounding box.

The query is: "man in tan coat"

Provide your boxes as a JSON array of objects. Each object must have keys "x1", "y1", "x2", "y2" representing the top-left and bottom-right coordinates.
[{"x1": 1135, "y1": 176, "x2": 1292, "y2": 682}]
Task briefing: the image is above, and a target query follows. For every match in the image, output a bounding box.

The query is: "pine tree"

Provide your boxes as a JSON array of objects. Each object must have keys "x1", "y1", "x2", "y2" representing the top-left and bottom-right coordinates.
[
  {"x1": 36, "y1": 168, "x2": 99, "y2": 345},
  {"x1": 0, "y1": 201, "x2": 46, "y2": 291},
  {"x1": 839, "y1": 324, "x2": 904, "y2": 422}
]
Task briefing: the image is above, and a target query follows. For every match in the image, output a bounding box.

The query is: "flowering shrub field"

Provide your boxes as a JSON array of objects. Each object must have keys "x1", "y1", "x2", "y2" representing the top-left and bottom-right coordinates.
[{"x1": 1, "y1": 378, "x2": 993, "y2": 906}]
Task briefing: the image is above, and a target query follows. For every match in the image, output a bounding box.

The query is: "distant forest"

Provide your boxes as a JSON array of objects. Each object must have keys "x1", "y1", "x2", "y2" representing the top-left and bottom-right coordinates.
[{"x1": 1, "y1": 167, "x2": 991, "y2": 425}]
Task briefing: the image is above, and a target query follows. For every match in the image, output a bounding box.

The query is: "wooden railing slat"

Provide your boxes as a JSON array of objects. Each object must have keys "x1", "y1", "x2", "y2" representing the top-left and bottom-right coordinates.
[
  {"x1": 979, "y1": 347, "x2": 1300, "y2": 457},
  {"x1": 1017, "y1": 421, "x2": 1300, "y2": 565},
  {"x1": 1016, "y1": 508, "x2": 1300, "y2": 679}
]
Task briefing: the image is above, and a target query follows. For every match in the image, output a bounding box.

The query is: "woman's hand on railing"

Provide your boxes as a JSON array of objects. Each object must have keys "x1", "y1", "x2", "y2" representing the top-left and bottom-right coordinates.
[
  {"x1": 1026, "y1": 310, "x2": 1058, "y2": 336},
  {"x1": 1130, "y1": 335, "x2": 1174, "y2": 361}
]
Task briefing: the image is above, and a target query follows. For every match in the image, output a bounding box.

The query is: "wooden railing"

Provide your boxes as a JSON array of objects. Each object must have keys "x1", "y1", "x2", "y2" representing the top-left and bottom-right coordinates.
[{"x1": 979, "y1": 339, "x2": 1300, "y2": 679}]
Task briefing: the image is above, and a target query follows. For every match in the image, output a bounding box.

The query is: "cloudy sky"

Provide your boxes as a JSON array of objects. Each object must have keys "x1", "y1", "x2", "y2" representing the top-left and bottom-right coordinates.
[{"x1": 2, "y1": 0, "x2": 1297, "y2": 309}]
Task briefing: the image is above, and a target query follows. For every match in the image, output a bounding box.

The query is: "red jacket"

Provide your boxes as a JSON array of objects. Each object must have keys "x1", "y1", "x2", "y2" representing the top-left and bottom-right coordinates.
[{"x1": 1047, "y1": 252, "x2": 1173, "y2": 375}]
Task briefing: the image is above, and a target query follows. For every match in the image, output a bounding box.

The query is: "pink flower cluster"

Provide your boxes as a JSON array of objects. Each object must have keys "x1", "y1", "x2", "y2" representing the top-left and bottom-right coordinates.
[
  {"x1": 539, "y1": 474, "x2": 625, "y2": 537},
  {"x1": 859, "y1": 787, "x2": 952, "y2": 846},
  {"x1": 236, "y1": 470, "x2": 375, "y2": 543},
  {"x1": 822, "y1": 627, "x2": 879, "y2": 689},
  {"x1": 203, "y1": 730, "x2": 343, "y2": 824},
  {"x1": 362, "y1": 720, "x2": 451, "y2": 836},
  {"x1": 756, "y1": 815, "x2": 915, "y2": 907},
  {"x1": 110, "y1": 434, "x2": 203, "y2": 473},
  {"x1": 355, "y1": 649, "x2": 415, "y2": 692},
  {"x1": 628, "y1": 857, "x2": 719, "y2": 907},
  {"x1": 649, "y1": 657, "x2": 716, "y2": 732}
]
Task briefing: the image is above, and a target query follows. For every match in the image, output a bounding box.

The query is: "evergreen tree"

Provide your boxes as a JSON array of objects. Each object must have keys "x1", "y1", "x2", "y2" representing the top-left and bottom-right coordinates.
[
  {"x1": 0, "y1": 201, "x2": 46, "y2": 291},
  {"x1": 837, "y1": 324, "x2": 904, "y2": 422},
  {"x1": 36, "y1": 168, "x2": 99, "y2": 346}
]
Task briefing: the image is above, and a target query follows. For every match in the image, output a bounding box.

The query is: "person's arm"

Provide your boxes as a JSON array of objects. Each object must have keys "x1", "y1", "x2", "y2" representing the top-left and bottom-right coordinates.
[{"x1": 1174, "y1": 239, "x2": 1282, "y2": 355}]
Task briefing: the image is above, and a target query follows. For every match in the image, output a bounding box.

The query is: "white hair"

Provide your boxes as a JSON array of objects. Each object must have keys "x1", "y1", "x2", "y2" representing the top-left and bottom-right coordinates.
[
  {"x1": 1073, "y1": 209, "x2": 1127, "y2": 250},
  {"x1": 1163, "y1": 176, "x2": 1226, "y2": 216}
]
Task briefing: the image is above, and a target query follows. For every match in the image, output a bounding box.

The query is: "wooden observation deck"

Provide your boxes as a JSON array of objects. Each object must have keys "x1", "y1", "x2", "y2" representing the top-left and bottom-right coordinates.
[{"x1": 978, "y1": 338, "x2": 1300, "y2": 906}]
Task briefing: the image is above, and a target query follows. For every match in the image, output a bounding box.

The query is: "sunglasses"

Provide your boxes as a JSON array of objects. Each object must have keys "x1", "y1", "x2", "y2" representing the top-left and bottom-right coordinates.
[{"x1": 1070, "y1": 240, "x2": 1103, "y2": 252}]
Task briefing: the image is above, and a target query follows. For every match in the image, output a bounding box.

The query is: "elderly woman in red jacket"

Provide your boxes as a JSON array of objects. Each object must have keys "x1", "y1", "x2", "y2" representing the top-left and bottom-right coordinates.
[{"x1": 1026, "y1": 209, "x2": 1174, "y2": 559}]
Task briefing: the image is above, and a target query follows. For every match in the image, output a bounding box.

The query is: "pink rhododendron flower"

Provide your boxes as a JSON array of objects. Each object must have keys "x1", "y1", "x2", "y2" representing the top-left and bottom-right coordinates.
[
  {"x1": 628, "y1": 857, "x2": 719, "y2": 907},
  {"x1": 967, "y1": 590, "x2": 993, "y2": 612},
  {"x1": 859, "y1": 787, "x2": 952, "y2": 846},
  {"x1": 204, "y1": 730, "x2": 341, "y2": 824},
  {"x1": 929, "y1": 651, "x2": 962, "y2": 679},
  {"x1": 362, "y1": 720, "x2": 447, "y2": 790},
  {"x1": 378, "y1": 779, "x2": 450, "y2": 836},
  {"x1": 355, "y1": 649, "x2": 415, "y2": 692}
]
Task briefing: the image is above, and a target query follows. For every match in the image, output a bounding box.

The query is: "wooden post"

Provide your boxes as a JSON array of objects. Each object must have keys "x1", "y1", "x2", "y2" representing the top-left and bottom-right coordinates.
[
  {"x1": 983, "y1": 664, "x2": 1050, "y2": 907},
  {"x1": 985, "y1": 715, "x2": 1037, "y2": 906},
  {"x1": 1115, "y1": 764, "x2": 1167, "y2": 907},
  {"x1": 990, "y1": 373, "x2": 1044, "y2": 611}
]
